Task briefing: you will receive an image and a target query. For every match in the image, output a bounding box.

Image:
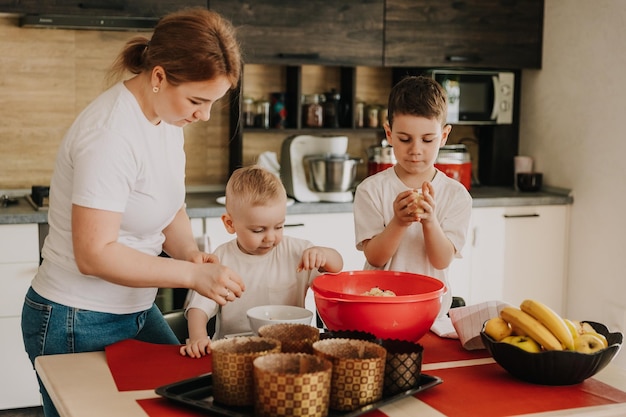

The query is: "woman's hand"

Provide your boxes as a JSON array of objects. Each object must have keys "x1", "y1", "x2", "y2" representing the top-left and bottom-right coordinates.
[
  {"x1": 186, "y1": 251, "x2": 220, "y2": 265},
  {"x1": 192, "y1": 262, "x2": 245, "y2": 306}
]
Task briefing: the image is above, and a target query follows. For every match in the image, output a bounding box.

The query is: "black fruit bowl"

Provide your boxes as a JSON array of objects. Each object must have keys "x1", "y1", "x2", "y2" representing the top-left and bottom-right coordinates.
[{"x1": 480, "y1": 321, "x2": 623, "y2": 385}]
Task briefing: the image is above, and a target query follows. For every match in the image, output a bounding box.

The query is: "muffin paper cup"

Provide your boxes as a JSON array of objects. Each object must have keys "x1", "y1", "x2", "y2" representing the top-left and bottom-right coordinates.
[
  {"x1": 253, "y1": 353, "x2": 332, "y2": 417},
  {"x1": 258, "y1": 323, "x2": 320, "y2": 354},
  {"x1": 380, "y1": 339, "x2": 424, "y2": 395},
  {"x1": 211, "y1": 336, "x2": 281, "y2": 406},
  {"x1": 312, "y1": 338, "x2": 387, "y2": 411}
]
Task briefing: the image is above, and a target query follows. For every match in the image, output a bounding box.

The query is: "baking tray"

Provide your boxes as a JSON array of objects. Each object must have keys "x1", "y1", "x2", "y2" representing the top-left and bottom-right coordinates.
[{"x1": 155, "y1": 372, "x2": 442, "y2": 417}]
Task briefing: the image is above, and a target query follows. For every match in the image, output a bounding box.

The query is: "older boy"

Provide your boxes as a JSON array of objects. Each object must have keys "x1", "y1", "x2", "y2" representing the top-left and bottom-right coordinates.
[{"x1": 353, "y1": 76, "x2": 472, "y2": 317}]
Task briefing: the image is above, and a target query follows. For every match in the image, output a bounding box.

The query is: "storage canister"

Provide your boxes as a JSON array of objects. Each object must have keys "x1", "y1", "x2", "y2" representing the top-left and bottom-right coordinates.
[
  {"x1": 302, "y1": 94, "x2": 323, "y2": 128},
  {"x1": 435, "y1": 144, "x2": 472, "y2": 190},
  {"x1": 242, "y1": 97, "x2": 256, "y2": 127}
]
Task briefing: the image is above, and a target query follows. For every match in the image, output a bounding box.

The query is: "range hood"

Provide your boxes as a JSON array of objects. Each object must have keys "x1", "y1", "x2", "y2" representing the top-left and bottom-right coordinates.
[{"x1": 19, "y1": 14, "x2": 158, "y2": 31}]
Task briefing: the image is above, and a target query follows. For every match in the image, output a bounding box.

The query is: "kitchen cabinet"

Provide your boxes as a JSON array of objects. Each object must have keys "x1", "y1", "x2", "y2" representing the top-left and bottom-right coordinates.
[
  {"x1": 229, "y1": 64, "x2": 392, "y2": 174},
  {"x1": 448, "y1": 207, "x2": 506, "y2": 306},
  {"x1": 0, "y1": 224, "x2": 41, "y2": 410},
  {"x1": 209, "y1": 0, "x2": 385, "y2": 67},
  {"x1": 384, "y1": 0, "x2": 544, "y2": 69},
  {"x1": 449, "y1": 205, "x2": 570, "y2": 314},
  {"x1": 0, "y1": 0, "x2": 205, "y2": 18},
  {"x1": 449, "y1": 205, "x2": 569, "y2": 314},
  {"x1": 502, "y1": 205, "x2": 569, "y2": 312}
]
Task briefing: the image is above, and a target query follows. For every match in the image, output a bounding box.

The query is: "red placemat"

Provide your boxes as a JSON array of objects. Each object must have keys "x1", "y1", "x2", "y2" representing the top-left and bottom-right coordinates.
[
  {"x1": 138, "y1": 397, "x2": 206, "y2": 417},
  {"x1": 420, "y1": 331, "x2": 491, "y2": 364},
  {"x1": 105, "y1": 339, "x2": 211, "y2": 391},
  {"x1": 416, "y1": 362, "x2": 626, "y2": 416}
]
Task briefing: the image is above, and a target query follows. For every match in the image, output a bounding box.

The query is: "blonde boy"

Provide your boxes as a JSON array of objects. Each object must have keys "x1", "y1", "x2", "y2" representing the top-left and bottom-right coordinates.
[{"x1": 181, "y1": 165, "x2": 343, "y2": 357}]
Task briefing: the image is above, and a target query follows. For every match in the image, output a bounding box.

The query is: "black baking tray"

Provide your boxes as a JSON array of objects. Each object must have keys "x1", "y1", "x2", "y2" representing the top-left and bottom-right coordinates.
[{"x1": 155, "y1": 372, "x2": 442, "y2": 417}]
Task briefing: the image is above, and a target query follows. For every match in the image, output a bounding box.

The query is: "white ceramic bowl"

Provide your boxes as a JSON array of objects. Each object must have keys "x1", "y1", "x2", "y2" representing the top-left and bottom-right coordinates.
[{"x1": 247, "y1": 305, "x2": 314, "y2": 335}]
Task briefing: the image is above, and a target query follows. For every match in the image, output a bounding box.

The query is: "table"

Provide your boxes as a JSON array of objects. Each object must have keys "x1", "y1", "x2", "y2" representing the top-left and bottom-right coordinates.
[{"x1": 35, "y1": 336, "x2": 626, "y2": 417}]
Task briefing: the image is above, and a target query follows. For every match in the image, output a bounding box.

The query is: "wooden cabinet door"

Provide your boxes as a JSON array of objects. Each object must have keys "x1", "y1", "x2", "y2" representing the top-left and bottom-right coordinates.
[
  {"x1": 1, "y1": 0, "x2": 205, "y2": 17},
  {"x1": 210, "y1": 0, "x2": 385, "y2": 66},
  {"x1": 384, "y1": 0, "x2": 544, "y2": 69}
]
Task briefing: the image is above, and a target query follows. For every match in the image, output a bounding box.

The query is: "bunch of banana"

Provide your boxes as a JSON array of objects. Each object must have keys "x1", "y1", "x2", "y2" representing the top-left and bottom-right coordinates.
[
  {"x1": 485, "y1": 299, "x2": 610, "y2": 353},
  {"x1": 500, "y1": 305, "x2": 564, "y2": 351}
]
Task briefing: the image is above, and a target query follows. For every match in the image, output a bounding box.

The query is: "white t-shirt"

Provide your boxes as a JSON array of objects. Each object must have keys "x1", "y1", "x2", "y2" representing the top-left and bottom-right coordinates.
[
  {"x1": 33, "y1": 82, "x2": 186, "y2": 314},
  {"x1": 186, "y1": 235, "x2": 320, "y2": 339},
  {"x1": 353, "y1": 167, "x2": 472, "y2": 316}
]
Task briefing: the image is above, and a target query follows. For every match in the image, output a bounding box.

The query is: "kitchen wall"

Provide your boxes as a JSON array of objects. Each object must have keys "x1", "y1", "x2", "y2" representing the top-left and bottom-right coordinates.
[
  {"x1": 520, "y1": 1, "x2": 626, "y2": 368},
  {"x1": 0, "y1": 13, "x2": 231, "y2": 190},
  {"x1": 0, "y1": 12, "x2": 479, "y2": 192}
]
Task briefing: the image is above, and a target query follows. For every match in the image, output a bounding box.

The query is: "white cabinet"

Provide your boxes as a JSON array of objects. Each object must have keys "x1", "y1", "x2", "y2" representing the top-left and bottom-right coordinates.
[
  {"x1": 450, "y1": 205, "x2": 569, "y2": 314},
  {"x1": 0, "y1": 224, "x2": 41, "y2": 410},
  {"x1": 449, "y1": 207, "x2": 506, "y2": 306},
  {"x1": 502, "y1": 205, "x2": 569, "y2": 313},
  {"x1": 282, "y1": 213, "x2": 364, "y2": 272}
]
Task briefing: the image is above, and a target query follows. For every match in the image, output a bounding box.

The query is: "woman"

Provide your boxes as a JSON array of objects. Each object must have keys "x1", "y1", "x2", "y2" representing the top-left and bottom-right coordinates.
[{"x1": 21, "y1": 8, "x2": 245, "y2": 417}]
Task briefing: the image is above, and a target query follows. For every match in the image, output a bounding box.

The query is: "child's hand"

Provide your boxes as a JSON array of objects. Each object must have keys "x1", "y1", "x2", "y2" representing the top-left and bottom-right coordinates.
[
  {"x1": 395, "y1": 189, "x2": 423, "y2": 224},
  {"x1": 418, "y1": 182, "x2": 436, "y2": 224},
  {"x1": 179, "y1": 337, "x2": 211, "y2": 358},
  {"x1": 297, "y1": 247, "x2": 327, "y2": 272}
]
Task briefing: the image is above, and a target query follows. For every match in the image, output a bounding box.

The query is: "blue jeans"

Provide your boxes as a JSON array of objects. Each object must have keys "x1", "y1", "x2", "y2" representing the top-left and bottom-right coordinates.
[{"x1": 21, "y1": 287, "x2": 179, "y2": 417}]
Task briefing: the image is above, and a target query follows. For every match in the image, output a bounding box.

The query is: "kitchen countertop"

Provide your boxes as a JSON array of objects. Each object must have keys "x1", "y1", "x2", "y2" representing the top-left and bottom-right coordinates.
[{"x1": 0, "y1": 186, "x2": 573, "y2": 225}]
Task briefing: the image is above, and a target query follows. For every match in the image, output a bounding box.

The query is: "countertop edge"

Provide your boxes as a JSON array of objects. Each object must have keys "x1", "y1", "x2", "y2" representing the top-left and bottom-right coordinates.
[{"x1": 0, "y1": 186, "x2": 573, "y2": 225}]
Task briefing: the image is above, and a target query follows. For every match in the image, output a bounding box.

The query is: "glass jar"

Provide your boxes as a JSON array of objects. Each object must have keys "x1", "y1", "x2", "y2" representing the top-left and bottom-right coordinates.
[
  {"x1": 322, "y1": 90, "x2": 341, "y2": 128},
  {"x1": 366, "y1": 105, "x2": 379, "y2": 128},
  {"x1": 255, "y1": 100, "x2": 270, "y2": 129},
  {"x1": 302, "y1": 94, "x2": 323, "y2": 128},
  {"x1": 378, "y1": 106, "x2": 388, "y2": 128},
  {"x1": 242, "y1": 97, "x2": 256, "y2": 127},
  {"x1": 354, "y1": 101, "x2": 365, "y2": 128}
]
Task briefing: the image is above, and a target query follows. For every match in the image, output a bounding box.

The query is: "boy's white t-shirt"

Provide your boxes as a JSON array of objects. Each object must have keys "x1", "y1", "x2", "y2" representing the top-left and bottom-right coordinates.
[
  {"x1": 353, "y1": 167, "x2": 472, "y2": 316},
  {"x1": 186, "y1": 235, "x2": 321, "y2": 339},
  {"x1": 32, "y1": 82, "x2": 186, "y2": 314}
]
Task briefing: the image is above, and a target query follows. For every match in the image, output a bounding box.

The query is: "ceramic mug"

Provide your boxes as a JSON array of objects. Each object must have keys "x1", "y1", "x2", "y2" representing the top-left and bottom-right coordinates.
[{"x1": 517, "y1": 172, "x2": 543, "y2": 192}]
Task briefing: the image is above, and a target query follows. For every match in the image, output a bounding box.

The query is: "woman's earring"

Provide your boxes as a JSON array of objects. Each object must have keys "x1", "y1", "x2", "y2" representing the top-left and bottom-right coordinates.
[{"x1": 152, "y1": 86, "x2": 159, "y2": 93}]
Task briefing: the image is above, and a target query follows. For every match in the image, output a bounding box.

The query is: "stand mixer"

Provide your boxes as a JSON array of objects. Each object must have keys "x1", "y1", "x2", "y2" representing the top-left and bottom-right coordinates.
[{"x1": 281, "y1": 135, "x2": 356, "y2": 203}]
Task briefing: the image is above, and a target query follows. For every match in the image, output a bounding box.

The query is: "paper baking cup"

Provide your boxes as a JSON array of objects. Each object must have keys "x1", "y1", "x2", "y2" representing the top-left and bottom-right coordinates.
[
  {"x1": 380, "y1": 339, "x2": 424, "y2": 395},
  {"x1": 211, "y1": 336, "x2": 281, "y2": 406},
  {"x1": 312, "y1": 338, "x2": 387, "y2": 411},
  {"x1": 258, "y1": 323, "x2": 320, "y2": 353},
  {"x1": 253, "y1": 353, "x2": 332, "y2": 417}
]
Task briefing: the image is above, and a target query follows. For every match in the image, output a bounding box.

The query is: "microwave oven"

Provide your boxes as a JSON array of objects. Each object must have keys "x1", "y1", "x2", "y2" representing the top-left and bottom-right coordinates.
[{"x1": 429, "y1": 69, "x2": 515, "y2": 125}]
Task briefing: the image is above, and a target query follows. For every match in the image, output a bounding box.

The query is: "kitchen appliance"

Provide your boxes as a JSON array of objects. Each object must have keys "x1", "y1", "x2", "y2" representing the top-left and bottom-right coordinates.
[
  {"x1": 428, "y1": 69, "x2": 515, "y2": 125},
  {"x1": 366, "y1": 139, "x2": 396, "y2": 176},
  {"x1": 281, "y1": 135, "x2": 358, "y2": 202},
  {"x1": 435, "y1": 144, "x2": 472, "y2": 190},
  {"x1": 304, "y1": 154, "x2": 361, "y2": 193}
]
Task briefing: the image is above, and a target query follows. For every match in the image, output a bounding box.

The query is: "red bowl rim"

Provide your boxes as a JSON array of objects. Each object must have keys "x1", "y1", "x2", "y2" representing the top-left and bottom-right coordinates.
[{"x1": 311, "y1": 270, "x2": 446, "y2": 302}]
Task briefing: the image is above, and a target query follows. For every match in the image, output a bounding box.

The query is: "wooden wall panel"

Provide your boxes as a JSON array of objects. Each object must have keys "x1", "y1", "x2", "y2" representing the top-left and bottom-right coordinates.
[{"x1": 0, "y1": 15, "x2": 231, "y2": 190}]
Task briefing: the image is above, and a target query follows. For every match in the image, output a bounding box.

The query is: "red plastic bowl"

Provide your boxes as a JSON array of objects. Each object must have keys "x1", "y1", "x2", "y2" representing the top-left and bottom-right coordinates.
[{"x1": 311, "y1": 271, "x2": 445, "y2": 342}]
